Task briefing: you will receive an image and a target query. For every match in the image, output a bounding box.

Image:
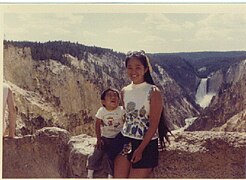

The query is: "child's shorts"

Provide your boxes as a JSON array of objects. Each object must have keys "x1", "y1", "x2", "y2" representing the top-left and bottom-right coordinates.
[{"x1": 108, "y1": 133, "x2": 159, "y2": 169}]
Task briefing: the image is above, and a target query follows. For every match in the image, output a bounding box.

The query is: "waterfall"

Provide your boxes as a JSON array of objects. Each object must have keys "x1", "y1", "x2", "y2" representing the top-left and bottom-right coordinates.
[
  {"x1": 196, "y1": 78, "x2": 207, "y2": 101},
  {"x1": 195, "y1": 78, "x2": 215, "y2": 108}
]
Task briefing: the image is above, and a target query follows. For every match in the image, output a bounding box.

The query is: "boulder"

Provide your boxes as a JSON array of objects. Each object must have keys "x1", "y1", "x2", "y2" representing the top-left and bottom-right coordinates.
[
  {"x1": 154, "y1": 131, "x2": 246, "y2": 178},
  {"x1": 3, "y1": 127, "x2": 70, "y2": 178},
  {"x1": 67, "y1": 134, "x2": 107, "y2": 178}
]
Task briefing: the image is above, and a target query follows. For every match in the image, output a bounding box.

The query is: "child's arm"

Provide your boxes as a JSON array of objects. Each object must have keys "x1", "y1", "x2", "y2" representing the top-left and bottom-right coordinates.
[{"x1": 95, "y1": 118, "x2": 103, "y2": 150}]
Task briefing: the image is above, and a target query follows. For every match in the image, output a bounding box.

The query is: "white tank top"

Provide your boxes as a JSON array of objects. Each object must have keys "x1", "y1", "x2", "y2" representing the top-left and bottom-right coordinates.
[{"x1": 122, "y1": 82, "x2": 158, "y2": 140}]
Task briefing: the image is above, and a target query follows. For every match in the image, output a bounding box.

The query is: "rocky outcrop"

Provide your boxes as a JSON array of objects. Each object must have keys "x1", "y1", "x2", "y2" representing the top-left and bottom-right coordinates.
[
  {"x1": 3, "y1": 127, "x2": 71, "y2": 178},
  {"x1": 153, "y1": 65, "x2": 200, "y2": 129},
  {"x1": 155, "y1": 131, "x2": 246, "y2": 178},
  {"x1": 3, "y1": 127, "x2": 246, "y2": 178},
  {"x1": 187, "y1": 60, "x2": 246, "y2": 131},
  {"x1": 4, "y1": 45, "x2": 107, "y2": 136},
  {"x1": 212, "y1": 109, "x2": 246, "y2": 132},
  {"x1": 67, "y1": 134, "x2": 108, "y2": 178},
  {"x1": 208, "y1": 69, "x2": 224, "y2": 95}
]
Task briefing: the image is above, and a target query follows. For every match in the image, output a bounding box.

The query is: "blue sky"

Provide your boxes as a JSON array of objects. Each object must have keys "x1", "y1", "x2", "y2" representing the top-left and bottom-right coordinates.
[{"x1": 2, "y1": 4, "x2": 246, "y2": 53}]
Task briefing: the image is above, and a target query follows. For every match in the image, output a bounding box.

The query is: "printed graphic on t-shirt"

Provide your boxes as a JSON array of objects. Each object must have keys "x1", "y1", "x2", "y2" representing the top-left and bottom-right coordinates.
[
  {"x1": 101, "y1": 112, "x2": 123, "y2": 138},
  {"x1": 102, "y1": 115, "x2": 121, "y2": 128},
  {"x1": 123, "y1": 101, "x2": 150, "y2": 138}
]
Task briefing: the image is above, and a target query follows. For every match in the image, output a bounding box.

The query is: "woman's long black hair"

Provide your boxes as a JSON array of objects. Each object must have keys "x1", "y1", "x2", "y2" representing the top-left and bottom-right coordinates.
[{"x1": 125, "y1": 50, "x2": 171, "y2": 150}]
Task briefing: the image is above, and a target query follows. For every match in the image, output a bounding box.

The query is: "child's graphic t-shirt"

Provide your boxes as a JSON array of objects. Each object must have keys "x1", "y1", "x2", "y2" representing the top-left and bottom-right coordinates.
[{"x1": 95, "y1": 106, "x2": 125, "y2": 138}]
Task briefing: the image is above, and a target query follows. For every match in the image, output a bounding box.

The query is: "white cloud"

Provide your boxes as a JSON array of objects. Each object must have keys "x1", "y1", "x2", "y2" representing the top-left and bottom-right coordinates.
[
  {"x1": 52, "y1": 13, "x2": 84, "y2": 25},
  {"x1": 194, "y1": 27, "x2": 224, "y2": 41},
  {"x1": 173, "y1": 38, "x2": 183, "y2": 42},
  {"x1": 144, "y1": 14, "x2": 171, "y2": 25},
  {"x1": 107, "y1": 27, "x2": 140, "y2": 34},
  {"x1": 137, "y1": 35, "x2": 169, "y2": 53},
  {"x1": 5, "y1": 13, "x2": 85, "y2": 42},
  {"x1": 4, "y1": 12, "x2": 246, "y2": 53},
  {"x1": 144, "y1": 14, "x2": 182, "y2": 32},
  {"x1": 82, "y1": 30, "x2": 97, "y2": 37},
  {"x1": 194, "y1": 14, "x2": 246, "y2": 42},
  {"x1": 198, "y1": 14, "x2": 246, "y2": 29},
  {"x1": 139, "y1": 35, "x2": 167, "y2": 43},
  {"x1": 182, "y1": 21, "x2": 195, "y2": 29}
]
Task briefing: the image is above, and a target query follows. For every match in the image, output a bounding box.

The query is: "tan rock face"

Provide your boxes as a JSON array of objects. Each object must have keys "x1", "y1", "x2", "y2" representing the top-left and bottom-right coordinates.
[
  {"x1": 67, "y1": 134, "x2": 107, "y2": 178},
  {"x1": 3, "y1": 128, "x2": 246, "y2": 178},
  {"x1": 152, "y1": 70, "x2": 200, "y2": 129},
  {"x1": 208, "y1": 69, "x2": 224, "y2": 94},
  {"x1": 155, "y1": 131, "x2": 246, "y2": 178},
  {"x1": 3, "y1": 127, "x2": 71, "y2": 178},
  {"x1": 4, "y1": 45, "x2": 101, "y2": 136},
  {"x1": 3, "y1": 46, "x2": 34, "y2": 89},
  {"x1": 213, "y1": 109, "x2": 246, "y2": 132},
  {"x1": 187, "y1": 60, "x2": 246, "y2": 132},
  {"x1": 4, "y1": 44, "x2": 200, "y2": 134}
]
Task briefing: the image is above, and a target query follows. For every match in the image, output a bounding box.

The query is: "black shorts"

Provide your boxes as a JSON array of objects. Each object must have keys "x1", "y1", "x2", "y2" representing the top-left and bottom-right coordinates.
[{"x1": 107, "y1": 133, "x2": 159, "y2": 169}]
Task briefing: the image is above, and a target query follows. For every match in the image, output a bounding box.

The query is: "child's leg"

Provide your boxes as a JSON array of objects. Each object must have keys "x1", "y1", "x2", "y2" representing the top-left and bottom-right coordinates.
[
  {"x1": 87, "y1": 148, "x2": 104, "y2": 178},
  {"x1": 107, "y1": 174, "x2": 113, "y2": 178},
  {"x1": 103, "y1": 137, "x2": 116, "y2": 177},
  {"x1": 87, "y1": 169, "x2": 94, "y2": 178}
]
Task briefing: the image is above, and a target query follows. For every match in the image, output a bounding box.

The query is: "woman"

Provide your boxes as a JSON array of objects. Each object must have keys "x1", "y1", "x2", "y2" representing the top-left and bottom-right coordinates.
[{"x1": 112, "y1": 50, "x2": 169, "y2": 178}]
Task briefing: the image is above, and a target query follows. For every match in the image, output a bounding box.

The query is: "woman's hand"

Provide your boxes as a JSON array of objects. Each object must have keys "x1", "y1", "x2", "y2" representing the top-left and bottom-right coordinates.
[{"x1": 131, "y1": 148, "x2": 143, "y2": 163}]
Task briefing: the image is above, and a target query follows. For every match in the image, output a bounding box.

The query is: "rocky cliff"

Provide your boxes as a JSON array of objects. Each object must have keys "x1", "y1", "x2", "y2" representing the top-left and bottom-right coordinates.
[
  {"x1": 3, "y1": 127, "x2": 246, "y2": 178},
  {"x1": 187, "y1": 60, "x2": 246, "y2": 131},
  {"x1": 3, "y1": 127, "x2": 70, "y2": 178},
  {"x1": 152, "y1": 64, "x2": 200, "y2": 128},
  {"x1": 4, "y1": 48, "x2": 95, "y2": 135},
  {"x1": 3, "y1": 42, "x2": 199, "y2": 135},
  {"x1": 4, "y1": 44, "x2": 126, "y2": 136}
]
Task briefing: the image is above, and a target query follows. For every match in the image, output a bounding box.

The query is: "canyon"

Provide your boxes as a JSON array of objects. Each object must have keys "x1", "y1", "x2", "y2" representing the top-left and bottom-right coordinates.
[{"x1": 3, "y1": 41, "x2": 246, "y2": 178}]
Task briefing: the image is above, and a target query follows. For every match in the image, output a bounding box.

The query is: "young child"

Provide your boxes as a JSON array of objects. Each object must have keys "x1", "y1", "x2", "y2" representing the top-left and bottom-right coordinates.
[{"x1": 87, "y1": 87, "x2": 125, "y2": 178}]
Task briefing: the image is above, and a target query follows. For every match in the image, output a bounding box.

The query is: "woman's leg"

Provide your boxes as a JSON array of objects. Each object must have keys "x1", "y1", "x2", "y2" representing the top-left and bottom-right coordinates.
[
  {"x1": 128, "y1": 167, "x2": 153, "y2": 178},
  {"x1": 114, "y1": 155, "x2": 131, "y2": 178}
]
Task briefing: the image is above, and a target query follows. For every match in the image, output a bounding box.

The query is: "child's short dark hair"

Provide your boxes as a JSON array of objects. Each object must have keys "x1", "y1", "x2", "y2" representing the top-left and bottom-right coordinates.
[{"x1": 101, "y1": 87, "x2": 120, "y2": 101}]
